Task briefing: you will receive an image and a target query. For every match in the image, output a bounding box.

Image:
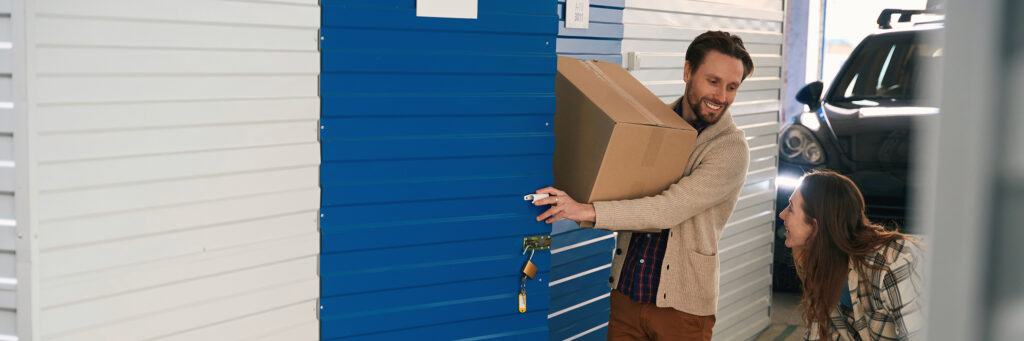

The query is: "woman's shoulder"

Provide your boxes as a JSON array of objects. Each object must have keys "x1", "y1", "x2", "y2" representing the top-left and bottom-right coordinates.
[{"x1": 870, "y1": 237, "x2": 924, "y2": 279}]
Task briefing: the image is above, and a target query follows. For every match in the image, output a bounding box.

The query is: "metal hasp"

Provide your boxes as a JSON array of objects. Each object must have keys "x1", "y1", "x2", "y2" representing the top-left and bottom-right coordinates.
[{"x1": 522, "y1": 235, "x2": 551, "y2": 252}]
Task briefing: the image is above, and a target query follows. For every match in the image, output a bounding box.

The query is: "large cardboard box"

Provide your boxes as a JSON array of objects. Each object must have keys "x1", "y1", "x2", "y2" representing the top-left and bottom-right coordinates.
[{"x1": 554, "y1": 56, "x2": 697, "y2": 222}]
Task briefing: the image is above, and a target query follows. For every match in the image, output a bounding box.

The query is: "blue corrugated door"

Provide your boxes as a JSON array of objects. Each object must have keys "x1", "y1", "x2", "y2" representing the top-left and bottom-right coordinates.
[
  {"x1": 319, "y1": 1, "x2": 558, "y2": 339},
  {"x1": 548, "y1": 1, "x2": 624, "y2": 340}
]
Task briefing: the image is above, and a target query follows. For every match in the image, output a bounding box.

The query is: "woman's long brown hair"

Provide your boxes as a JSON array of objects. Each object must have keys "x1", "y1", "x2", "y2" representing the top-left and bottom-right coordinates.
[{"x1": 793, "y1": 170, "x2": 909, "y2": 338}]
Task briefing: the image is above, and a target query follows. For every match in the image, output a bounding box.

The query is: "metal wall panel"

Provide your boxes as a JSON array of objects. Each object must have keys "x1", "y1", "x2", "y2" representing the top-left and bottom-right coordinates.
[
  {"x1": 556, "y1": 0, "x2": 625, "y2": 64},
  {"x1": 621, "y1": 1, "x2": 782, "y2": 340},
  {"x1": 550, "y1": 1, "x2": 623, "y2": 340},
  {"x1": 23, "y1": 1, "x2": 321, "y2": 339},
  {"x1": 320, "y1": 1, "x2": 557, "y2": 339},
  {"x1": 0, "y1": 3, "x2": 13, "y2": 340}
]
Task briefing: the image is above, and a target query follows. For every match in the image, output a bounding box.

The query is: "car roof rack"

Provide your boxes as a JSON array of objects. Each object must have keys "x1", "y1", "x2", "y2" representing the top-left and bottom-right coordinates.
[{"x1": 877, "y1": 8, "x2": 944, "y2": 29}]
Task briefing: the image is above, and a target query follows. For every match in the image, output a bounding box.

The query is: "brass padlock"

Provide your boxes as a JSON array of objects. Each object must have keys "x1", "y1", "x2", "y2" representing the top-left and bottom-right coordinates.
[{"x1": 522, "y1": 260, "x2": 538, "y2": 279}]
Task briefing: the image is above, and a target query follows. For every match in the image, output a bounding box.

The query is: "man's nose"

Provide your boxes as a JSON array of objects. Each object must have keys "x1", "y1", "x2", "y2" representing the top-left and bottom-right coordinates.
[{"x1": 713, "y1": 87, "x2": 726, "y2": 102}]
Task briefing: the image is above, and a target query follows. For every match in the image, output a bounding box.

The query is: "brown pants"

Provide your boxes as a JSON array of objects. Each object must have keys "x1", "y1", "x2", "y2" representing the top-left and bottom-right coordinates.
[{"x1": 607, "y1": 290, "x2": 715, "y2": 341}]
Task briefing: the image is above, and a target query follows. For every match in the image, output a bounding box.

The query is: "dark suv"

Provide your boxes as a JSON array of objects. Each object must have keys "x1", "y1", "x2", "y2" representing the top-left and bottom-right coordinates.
[{"x1": 773, "y1": 9, "x2": 943, "y2": 291}]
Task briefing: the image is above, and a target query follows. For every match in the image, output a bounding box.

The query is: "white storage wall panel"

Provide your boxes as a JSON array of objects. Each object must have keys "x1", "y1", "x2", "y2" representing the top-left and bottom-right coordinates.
[
  {"x1": 24, "y1": 1, "x2": 321, "y2": 340},
  {"x1": 621, "y1": 1, "x2": 782, "y2": 340},
  {"x1": 0, "y1": 1, "x2": 14, "y2": 339}
]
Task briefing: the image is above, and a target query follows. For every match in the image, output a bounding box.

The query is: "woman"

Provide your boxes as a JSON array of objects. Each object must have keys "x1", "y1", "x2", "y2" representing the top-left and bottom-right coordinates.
[{"x1": 778, "y1": 170, "x2": 924, "y2": 341}]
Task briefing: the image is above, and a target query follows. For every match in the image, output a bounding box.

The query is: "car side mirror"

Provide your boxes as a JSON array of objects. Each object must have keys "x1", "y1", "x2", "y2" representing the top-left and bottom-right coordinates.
[{"x1": 796, "y1": 81, "x2": 824, "y2": 112}]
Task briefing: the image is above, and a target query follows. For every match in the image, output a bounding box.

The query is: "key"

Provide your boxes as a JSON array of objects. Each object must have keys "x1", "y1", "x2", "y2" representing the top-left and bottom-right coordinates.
[
  {"x1": 518, "y1": 273, "x2": 528, "y2": 313},
  {"x1": 523, "y1": 193, "x2": 549, "y2": 203}
]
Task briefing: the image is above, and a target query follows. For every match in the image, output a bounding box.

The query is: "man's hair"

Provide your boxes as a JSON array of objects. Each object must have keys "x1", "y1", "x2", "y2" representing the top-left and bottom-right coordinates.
[{"x1": 685, "y1": 31, "x2": 754, "y2": 80}]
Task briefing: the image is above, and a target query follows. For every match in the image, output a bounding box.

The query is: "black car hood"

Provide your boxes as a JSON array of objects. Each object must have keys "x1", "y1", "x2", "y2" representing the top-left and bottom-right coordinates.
[{"x1": 820, "y1": 102, "x2": 938, "y2": 165}]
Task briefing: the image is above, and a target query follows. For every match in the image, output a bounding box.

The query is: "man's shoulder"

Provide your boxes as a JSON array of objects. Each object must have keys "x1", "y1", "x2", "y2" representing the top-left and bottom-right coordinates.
[{"x1": 704, "y1": 119, "x2": 748, "y2": 151}]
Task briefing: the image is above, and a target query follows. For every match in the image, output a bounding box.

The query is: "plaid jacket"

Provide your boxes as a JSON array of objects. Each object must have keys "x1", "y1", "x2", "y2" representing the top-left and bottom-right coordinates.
[{"x1": 805, "y1": 239, "x2": 926, "y2": 341}]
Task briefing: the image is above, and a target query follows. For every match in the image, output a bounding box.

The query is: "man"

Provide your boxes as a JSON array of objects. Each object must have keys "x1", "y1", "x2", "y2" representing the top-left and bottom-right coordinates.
[{"x1": 533, "y1": 31, "x2": 754, "y2": 341}]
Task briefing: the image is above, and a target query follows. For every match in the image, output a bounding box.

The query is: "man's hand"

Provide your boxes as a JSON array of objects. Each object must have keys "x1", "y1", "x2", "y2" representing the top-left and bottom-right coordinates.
[{"x1": 533, "y1": 187, "x2": 596, "y2": 224}]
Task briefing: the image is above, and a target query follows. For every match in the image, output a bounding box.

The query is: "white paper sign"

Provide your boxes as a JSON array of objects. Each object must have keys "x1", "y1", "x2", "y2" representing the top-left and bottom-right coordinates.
[
  {"x1": 566, "y1": 0, "x2": 590, "y2": 29},
  {"x1": 417, "y1": 0, "x2": 477, "y2": 19}
]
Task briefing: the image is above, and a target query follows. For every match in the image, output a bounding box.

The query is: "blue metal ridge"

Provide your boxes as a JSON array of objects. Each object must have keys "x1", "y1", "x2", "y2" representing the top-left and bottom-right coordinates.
[
  {"x1": 318, "y1": 210, "x2": 532, "y2": 229},
  {"x1": 321, "y1": 136, "x2": 554, "y2": 161},
  {"x1": 552, "y1": 228, "x2": 614, "y2": 248},
  {"x1": 323, "y1": 311, "x2": 549, "y2": 341},
  {"x1": 322, "y1": 174, "x2": 551, "y2": 186},
  {"x1": 322, "y1": 8, "x2": 556, "y2": 35},
  {"x1": 321, "y1": 276, "x2": 551, "y2": 337},
  {"x1": 322, "y1": 0, "x2": 556, "y2": 17},
  {"x1": 550, "y1": 304, "x2": 611, "y2": 340},
  {"x1": 316, "y1": 152, "x2": 555, "y2": 164}
]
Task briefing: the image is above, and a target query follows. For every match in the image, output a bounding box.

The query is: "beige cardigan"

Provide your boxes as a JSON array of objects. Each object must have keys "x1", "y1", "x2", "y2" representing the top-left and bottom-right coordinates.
[{"x1": 592, "y1": 103, "x2": 750, "y2": 316}]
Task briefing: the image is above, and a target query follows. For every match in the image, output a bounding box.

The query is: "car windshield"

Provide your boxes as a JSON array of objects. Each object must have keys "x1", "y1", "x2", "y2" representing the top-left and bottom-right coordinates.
[{"x1": 827, "y1": 31, "x2": 942, "y2": 105}]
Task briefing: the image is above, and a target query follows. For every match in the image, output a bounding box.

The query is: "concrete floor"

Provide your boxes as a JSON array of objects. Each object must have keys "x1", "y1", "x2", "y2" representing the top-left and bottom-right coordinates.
[{"x1": 752, "y1": 291, "x2": 806, "y2": 341}]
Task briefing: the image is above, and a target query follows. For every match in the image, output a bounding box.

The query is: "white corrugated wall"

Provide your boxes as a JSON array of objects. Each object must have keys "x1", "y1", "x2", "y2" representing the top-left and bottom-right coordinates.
[
  {"x1": 16, "y1": 1, "x2": 321, "y2": 339},
  {"x1": 0, "y1": 1, "x2": 15, "y2": 339},
  {"x1": 621, "y1": 0, "x2": 782, "y2": 339}
]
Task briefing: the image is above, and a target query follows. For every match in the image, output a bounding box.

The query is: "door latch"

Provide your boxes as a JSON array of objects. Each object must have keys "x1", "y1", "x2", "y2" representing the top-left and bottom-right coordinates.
[{"x1": 522, "y1": 235, "x2": 550, "y2": 253}]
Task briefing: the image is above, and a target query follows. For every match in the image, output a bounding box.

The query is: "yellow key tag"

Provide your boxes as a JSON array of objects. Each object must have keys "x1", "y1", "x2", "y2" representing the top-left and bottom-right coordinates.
[{"x1": 518, "y1": 291, "x2": 527, "y2": 313}]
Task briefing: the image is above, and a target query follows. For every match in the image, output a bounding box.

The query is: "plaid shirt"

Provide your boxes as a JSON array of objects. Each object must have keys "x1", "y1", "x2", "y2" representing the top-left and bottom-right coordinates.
[
  {"x1": 616, "y1": 101, "x2": 708, "y2": 303},
  {"x1": 616, "y1": 231, "x2": 671, "y2": 302},
  {"x1": 805, "y1": 238, "x2": 926, "y2": 341}
]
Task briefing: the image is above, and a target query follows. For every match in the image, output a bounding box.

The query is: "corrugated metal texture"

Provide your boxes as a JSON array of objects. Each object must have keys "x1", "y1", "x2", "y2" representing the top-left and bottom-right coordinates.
[
  {"x1": 0, "y1": 2, "x2": 14, "y2": 340},
  {"x1": 319, "y1": 1, "x2": 557, "y2": 339},
  {"x1": 557, "y1": 0, "x2": 624, "y2": 63},
  {"x1": 621, "y1": 1, "x2": 782, "y2": 340},
  {"x1": 24, "y1": 1, "x2": 321, "y2": 340},
  {"x1": 550, "y1": 2, "x2": 622, "y2": 340},
  {"x1": 548, "y1": 222, "x2": 615, "y2": 341}
]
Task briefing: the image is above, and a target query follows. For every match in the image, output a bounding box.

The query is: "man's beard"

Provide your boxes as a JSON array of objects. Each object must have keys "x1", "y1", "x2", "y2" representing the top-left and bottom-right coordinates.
[{"x1": 685, "y1": 86, "x2": 728, "y2": 125}]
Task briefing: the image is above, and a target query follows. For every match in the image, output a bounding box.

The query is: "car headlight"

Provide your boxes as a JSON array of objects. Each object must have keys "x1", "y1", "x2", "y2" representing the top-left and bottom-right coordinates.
[{"x1": 779, "y1": 124, "x2": 826, "y2": 165}]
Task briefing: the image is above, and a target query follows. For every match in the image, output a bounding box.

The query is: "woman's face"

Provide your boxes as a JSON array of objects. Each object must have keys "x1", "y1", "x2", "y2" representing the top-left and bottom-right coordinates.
[{"x1": 779, "y1": 189, "x2": 815, "y2": 248}]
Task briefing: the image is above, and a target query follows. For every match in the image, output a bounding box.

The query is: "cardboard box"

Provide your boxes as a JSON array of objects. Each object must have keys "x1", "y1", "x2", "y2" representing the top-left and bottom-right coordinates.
[{"x1": 554, "y1": 56, "x2": 697, "y2": 226}]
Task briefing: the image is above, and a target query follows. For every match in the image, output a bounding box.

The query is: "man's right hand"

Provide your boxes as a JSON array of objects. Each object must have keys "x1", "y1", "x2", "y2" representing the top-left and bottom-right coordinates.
[{"x1": 532, "y1": 187, "x2": 596, "y2": 224}]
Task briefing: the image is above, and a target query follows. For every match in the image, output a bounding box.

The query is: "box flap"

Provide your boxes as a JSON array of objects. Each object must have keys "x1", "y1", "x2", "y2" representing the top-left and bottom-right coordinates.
[{"x1": 557, "y1": 56, "x2": 693, "y2": 132}]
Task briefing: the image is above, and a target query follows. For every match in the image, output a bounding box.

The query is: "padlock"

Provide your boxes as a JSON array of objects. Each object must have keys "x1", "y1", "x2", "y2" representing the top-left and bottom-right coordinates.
[{"x1": 522, "y1": 260, "x2": 538, "y2": 280}]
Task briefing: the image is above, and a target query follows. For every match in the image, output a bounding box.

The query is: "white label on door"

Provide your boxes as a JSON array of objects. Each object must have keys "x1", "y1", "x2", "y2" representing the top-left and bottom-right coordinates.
[
  {"x1": 566, "y1": 0, "x2": 590, "y2": 29},
  {"x1": 417, "y1": 0, "x2": 478, "y2": 19}
]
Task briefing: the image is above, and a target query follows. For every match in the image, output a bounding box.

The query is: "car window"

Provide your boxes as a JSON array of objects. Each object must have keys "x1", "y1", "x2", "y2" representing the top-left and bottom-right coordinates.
[{"x1": 828, "y1": 31, "x2": 943, "y2": 105}]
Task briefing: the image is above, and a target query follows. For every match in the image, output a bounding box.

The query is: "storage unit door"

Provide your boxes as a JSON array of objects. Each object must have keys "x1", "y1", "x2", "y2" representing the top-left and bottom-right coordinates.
[
  {"x1": 549, "y1": 1, "x2": 623, "y2": 340},
  {"x1": 0, "y1": 3, "x2": 14, "y2": 338},
  {"x1": 319, "y1": 1, "x2": 558, "y2": 339},
  {"x1": 24, "y1": 1, "x2": 322, "y2": 340},
  {"x1": 621, "y1": 1, "x2": 783, "y2": 340}
]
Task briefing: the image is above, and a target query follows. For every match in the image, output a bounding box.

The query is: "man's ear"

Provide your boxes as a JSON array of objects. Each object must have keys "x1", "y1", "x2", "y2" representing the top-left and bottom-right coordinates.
[{"x1": 683, "y1": 61, "x2": 692, "y2": 83}]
